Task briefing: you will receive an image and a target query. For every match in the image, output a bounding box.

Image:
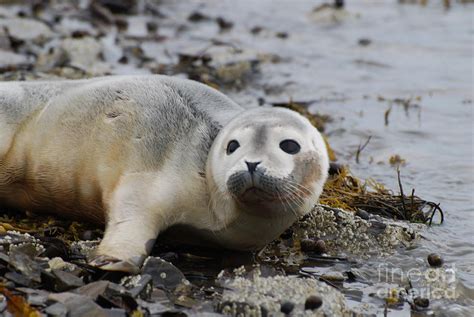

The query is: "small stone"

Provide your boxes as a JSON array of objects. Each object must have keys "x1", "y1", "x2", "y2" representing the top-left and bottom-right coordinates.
[
  {"x1": 356, "y1": 209, "x2": 370, "y2": 220},
  {"x1": 45, "y1": 302, "x2": 68, "y2": 317},
  {"x1": 80, "y1": 230, "x2": 94, "y2": 241},
  {"x1": 48, "y1": 257, "x2": 72, "y2": 271},
  {"x1": 427, "y1": 253, "x2": 443, "y2": 267},
  {"x1": 321, "y1": 272, "x2": 346, "y2": 282},
  {"x1": 276, "y1": 32, "x2": 288, "y2": 39},
  {"x1": 0, "y1": 18, "x2": 53, "y2": 42},
  {"x1": 305, "y1": 295, "x2": 323, "y2": 310},
  {"x1": 142, "y1": 257, "x2": 186, "y2": 290},
  {"x1": 146, "y1": 21, "x2": 158, "y2": 33},
  {"x1": 52, "y1": 269, "x2": 85, "y2": 291},
  {"x1": 300, "y1": 239, "x2": 315, "y2": 251},
  {"x1": 358, "y1": 38, "x2": 371, "y2": 46},
  {"x1": 9, "y1": 250, "x2": 42, "y2": 283},
  {"x1": 216, "y1": 17, "x2": 233, "y2": 30},
  {"x1": 96, "y1": 0, "x2": 137, "y2": 14},
  {"x1": 118, "y1": 56, "x2": 128, "y2": 64},
  {"x1": 5, "y1": 272, "x2": 35, "y2": 287},
  {"x1": 0, "y1": 50, "x2": 29, "y2": 71},
  {"x1": 124, "y1": 274, "x2": 153, "y2": 299},
  {"x1": 334, "y1": 0, "x2": 345, "y2": 8},
  {"x1": 314, "y1": 240, "x2": 327, "y2": 253},
  {"x1": 250, "y1": 26, "x2": 263, "y2": 34},
  {"x1": 103, "y1": 308, "x2": 127, "y2": 317},
  {"x1": 300, "y1": 239, "x2": 327, "y2": 254},
  {"x1": 115, "y1": 18, "x2": 128, "y2": 31},
  {"x1": 188, "y1": 11, "x2": 209, "y2": 22},
  {"x1": 48, "y1": 292, "x2": 109, "y2": 317},
  {"x1": 280, "y1": 301, "x2": 294, "y2": 314},
  {"x1": 414, "y1": 297, "x2": 429, "y2": 308},
  {"x1": 74, "y1": 281, "x2": 111, "y2": 300}
]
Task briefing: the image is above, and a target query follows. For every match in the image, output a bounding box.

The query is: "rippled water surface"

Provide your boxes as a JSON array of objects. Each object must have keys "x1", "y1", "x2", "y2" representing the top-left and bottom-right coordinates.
[{"x1": 148, "y1": 0, "x2": 473, "y2": 314}]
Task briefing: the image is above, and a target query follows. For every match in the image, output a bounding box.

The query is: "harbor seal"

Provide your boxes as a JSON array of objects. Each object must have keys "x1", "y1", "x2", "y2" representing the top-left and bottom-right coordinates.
[{"x1": 0, "y1": 75, "x2": 329, "y2": 272}]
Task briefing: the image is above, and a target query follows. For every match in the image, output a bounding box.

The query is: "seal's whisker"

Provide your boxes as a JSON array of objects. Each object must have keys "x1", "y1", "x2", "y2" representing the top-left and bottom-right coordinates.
[
  {"x1": 277, "y1": 186, "x2": 301, "y2": 218},
  {"x1": 276, "y1": 190, "x2": 293, "y2": 218},
  {"x1": 285, "y1": 179, "x2": 315, "y2": 197},
  {"x1": 283, "y1": 183, "x2": 306, "y2": 206}
]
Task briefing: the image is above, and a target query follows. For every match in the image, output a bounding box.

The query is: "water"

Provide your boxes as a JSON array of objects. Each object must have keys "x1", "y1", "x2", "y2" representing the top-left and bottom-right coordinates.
[{"x1": 146, "y1": 0, "x2": 473, "y2": 314}]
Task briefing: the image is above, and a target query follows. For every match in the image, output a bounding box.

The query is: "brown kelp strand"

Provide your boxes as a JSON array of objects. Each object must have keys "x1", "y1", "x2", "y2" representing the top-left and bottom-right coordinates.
[{"x1": 320, "y1": 166, "x2": 444, "y2": 225}]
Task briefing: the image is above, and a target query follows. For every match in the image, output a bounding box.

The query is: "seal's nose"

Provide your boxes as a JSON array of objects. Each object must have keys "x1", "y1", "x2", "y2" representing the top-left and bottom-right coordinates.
[{"x1": 245, "y1": 161, "x2": 261, "y2": 174}]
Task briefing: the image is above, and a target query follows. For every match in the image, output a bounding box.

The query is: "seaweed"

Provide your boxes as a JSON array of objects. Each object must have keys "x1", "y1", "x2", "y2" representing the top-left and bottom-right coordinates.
[
  {"x1": 0, "y1": 287, "x2": 41, "y2": 317},
  {"x1": 319, "y1": 165, "x2": 444, "y2": 225}
]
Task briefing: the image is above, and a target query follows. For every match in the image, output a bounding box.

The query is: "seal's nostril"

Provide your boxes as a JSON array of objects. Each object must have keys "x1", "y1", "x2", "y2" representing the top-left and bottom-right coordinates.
[{"x1": 245, "y1": 161, "x2": 261, "y2": 173}]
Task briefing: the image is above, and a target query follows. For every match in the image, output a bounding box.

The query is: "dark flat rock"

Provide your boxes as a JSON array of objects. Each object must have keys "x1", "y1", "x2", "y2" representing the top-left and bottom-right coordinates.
[
  {"x1": 45, "y1": 302, "x2": 68, "y2": 317},
  {"x1": 9, "y1": 250, "x2": 42, "y2": 283},
  {"x1": 142, "y1": 257, "x2": 186, "y2": 290},
  {"x1": 73, "y1": 280, "x2": 111, "y2": 300},
  {"x1": 49, "y1": 292, "x2": 109, "y2": 317},
  {"x1": 51, "y1": 269, "x2": 85, "y2": 291}
]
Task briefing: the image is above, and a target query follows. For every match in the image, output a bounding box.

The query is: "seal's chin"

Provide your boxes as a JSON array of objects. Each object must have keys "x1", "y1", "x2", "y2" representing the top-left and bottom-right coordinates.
[{"x1": 238, "y1": 186, "x2": 278, "y2": 204}]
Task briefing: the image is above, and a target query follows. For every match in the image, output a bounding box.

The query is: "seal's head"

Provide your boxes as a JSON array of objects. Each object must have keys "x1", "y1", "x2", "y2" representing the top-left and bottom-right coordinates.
[{"x1": 207, "y1": 107, "x2": 329, "y2": 226}]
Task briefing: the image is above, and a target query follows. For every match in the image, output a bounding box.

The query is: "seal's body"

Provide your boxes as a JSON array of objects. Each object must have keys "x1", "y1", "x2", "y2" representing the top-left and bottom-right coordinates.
[{"x1": 0, "y1": 75, "x2": 328, "y2": 272}]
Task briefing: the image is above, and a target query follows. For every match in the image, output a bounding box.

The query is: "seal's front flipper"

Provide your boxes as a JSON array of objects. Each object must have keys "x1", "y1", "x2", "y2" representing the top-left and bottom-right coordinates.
[
  {"x1": 91, "y1": 218, "x2": 158, "y2": 273},
  {"x1": 89, "y1": 254, "x2": 144, "y2": 274},
  {"x1": 91, "y1": 173, "x2": 170, "y2": 273}
]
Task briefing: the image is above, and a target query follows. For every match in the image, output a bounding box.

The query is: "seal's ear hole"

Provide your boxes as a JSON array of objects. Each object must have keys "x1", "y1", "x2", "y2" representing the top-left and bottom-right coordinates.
[
  {"x1": 280, "y1": 139, "x2": 300, "y2": 155},
  {"x1": 227, "y1": 140, "x2": 240, "y2": 155}
]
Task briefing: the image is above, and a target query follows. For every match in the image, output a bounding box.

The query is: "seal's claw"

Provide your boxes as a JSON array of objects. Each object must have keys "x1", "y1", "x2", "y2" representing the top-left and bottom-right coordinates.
[{"x1": 89, "y1": 255, "x2": 141, "y2": 274}]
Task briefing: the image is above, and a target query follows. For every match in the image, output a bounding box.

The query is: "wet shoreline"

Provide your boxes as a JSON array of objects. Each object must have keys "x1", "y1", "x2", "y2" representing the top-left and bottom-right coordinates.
[{"x1": 0, "y1": 0, "x2": 473, "y2": 316}]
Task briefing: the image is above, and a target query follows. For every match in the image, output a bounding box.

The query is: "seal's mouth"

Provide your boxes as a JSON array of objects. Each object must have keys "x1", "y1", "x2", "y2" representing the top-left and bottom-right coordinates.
[{"x1": 238, "y1": 186, "x2": 278, "y2": 203}]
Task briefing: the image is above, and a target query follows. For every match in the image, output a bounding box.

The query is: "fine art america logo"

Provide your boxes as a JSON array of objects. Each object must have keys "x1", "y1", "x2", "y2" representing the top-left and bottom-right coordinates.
[{"x1": 376, "y1": 263, "x2": 457, "y2": 300}]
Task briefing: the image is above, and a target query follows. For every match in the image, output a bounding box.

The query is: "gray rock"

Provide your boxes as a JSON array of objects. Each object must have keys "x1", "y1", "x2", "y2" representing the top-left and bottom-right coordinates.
[
  {"x1": 60, "y1": 37, "x2": 110, "y2": 74},
  {"x1": 74, "y1": 280, "x2": 111, "y2": 300},
  {"x1": 5, "y1": 271, "x2": 34, "y2": 287},
  {"x1": 49, "y1": 292, "x2": 109, "y2": 317},
  {"x1": 0, "y1": 27, "x2": 11, "y2": 50},
  {"x1": 123, "y1": 274, "x2": 153, "y2": 299},
  {"x1": 0, "y1": 49, "x2": 30, "y2": 70},
  {"x1": 16, "y1": 288, "x2": 50, "y2": 306},
  {"x1": 103, "y1": 308, "x2": 127, "y2": 317},
  {"x1": 141, "y1": 257, "x2": 186, "y2": 290},
  {"x1": 52, "y1": 269, "x2": 85, "y2": 291},
  {"x1": 0, "y1": 18, "x2": 53, "y2": 42},
  {"x1": 45, "y1": 302, "x2": 68, "y2": 317},
  {"x1": 137, "y1": 299, "x2": 169, "y2": 315},
  {"x1": 8, "y1": 250, "x2": 41, "y2": 283}
]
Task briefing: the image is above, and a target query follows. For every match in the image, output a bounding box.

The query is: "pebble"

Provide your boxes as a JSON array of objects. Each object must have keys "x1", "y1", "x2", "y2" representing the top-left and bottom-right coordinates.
[
  {"x1": 321, "y1": 272, "x2": 347, "y2": 282},
  {"x1": 44, "y1": 302, "x2": 68, "y2": 317},
  {"x1": 358, "y1": 38, "x2": 371, "y2": 46},
  {"x1": 300, "y1": 238, "x2": 327, "y2": 254},
  {"x1": 0, "y1": 50, "x2": 30, "y2": 71},
  {"x1": 80, "y1": 230, "x2": 94, "y2": 241},
  {"x1": 413, "y1": 297, "x2": 429, "y2": 308},
  {"x1": 141, "y1": 257, "x2": 186, "y2": 290},
  {"x1": 280, "y1": 301, "x2": 294, "y2": 314},
  {"x1": 0, "y1": 18, "x2": 53, "y2": 42},
  {"x1": 304, "y1": 295, "x2": 323, "y2": 310},
  {"x1": 427, "y1": 253, "x2": 443, "y2": 267},
  {"x1": 355, "y1": 209, "x2": 370, "y2": 220},
  {"x1": 51, "y1": 269, "x2": 85, "y2": 291}
]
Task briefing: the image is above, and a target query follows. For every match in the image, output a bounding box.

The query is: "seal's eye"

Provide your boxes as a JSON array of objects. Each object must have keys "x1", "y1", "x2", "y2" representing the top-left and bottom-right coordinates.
[
  {"x1": 280, "y1": 139, "x2": 300, "y2": 155},
  {"x1": 226, "y1": 140, "x2": 240, "y2": 155}
]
